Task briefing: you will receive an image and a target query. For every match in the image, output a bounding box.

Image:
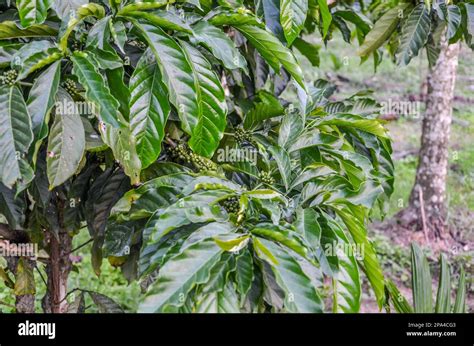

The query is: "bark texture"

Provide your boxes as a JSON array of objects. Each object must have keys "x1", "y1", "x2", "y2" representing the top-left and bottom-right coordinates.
[
  {"x1": 400, "y1": 36, "x2": 460, "y2": 238},
  {"x1": 42, "y1": 197, "x2": 72, "y2": 314},
  {"x1": 43, "y1": 230, "x2": 72, "y2": 313}
]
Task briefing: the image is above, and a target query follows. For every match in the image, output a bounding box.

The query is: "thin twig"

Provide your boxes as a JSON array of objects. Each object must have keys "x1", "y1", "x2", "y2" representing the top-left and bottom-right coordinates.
[
  {"x1": 35, "y1": 265, "x2": 47, "y2": 287},
  {"x1": 164, "y1": 137, "x2": 177, "y2": 148},
  {"x1": 59, "y1": 288, "x2": 81, "y2": 304},
  {"x1": 66, "y1": 238, "x2": 93, "y2": 256}
]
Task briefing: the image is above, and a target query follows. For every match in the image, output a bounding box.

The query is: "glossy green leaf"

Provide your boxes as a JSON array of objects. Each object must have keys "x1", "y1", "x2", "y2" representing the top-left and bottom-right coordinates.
[
  {"x1": 46, "y1": 89, "x2": 85, "y2": 189},
  {"x1": 260, "y1": 0, "x2": 281, "y2": 40},
  {"x1": 130, "y1": 50, "x2": 170, "y2": 168},
  {"x1": 0, "y1": 21, "x2": 57, "y2": 39},
  {"x1": 358, "y1": 4, "x2": 411, "y2": 57},
  {"x1": 241, "y1": 24, "x2": 305, "y2": 87},
  {"x1": 0, "y1": 86, "x2": 33, "y2": 188},
  {"x1": 27, "y1": 60, "x2": 60, "y2": 138},
  {"x1": 267, "y1": 145, "x2": 291, "y2": 190},
  {"x1": 59, "y1": 3, "x2": 106, "y2": 51},
  {"x1": 256, "y1": 238, "x2": 324, "y2": 312},
  {"x1": 333, "y1": 10, "x2": 371, "y2": 35},
  {"x1": 288, "y1": 130, "x2": 341, "y2": 153},
  {"x1": 280, "y1": 0, "x2": 308, "y2": 45},
  {"x1": 106, "y1": 67, "x2": 130, "y2": 120},
  {"x1": 292, "y1": 37, "x2": 320, "y2": 66},
  {"x1": 124, "y1": 10, "x2": 192, "y2": 33},
  {"x1": 396, "y1": 5, "x2": 431, "y2": 65},
  {"x1": 86, "y1": 168, "x2": 131, "y2": 237},
  {"x1": 336, "y1": 207, "x2": 385, "y2": 309},
  {"x1": 144, "y1": 191, "x2": 228, "y2": 246},
  {"x1": 295, "y1": 208, "x2": 321, "y2": 247},
  {"x1": 317, "y1": 215, "x2": 340, "y2": 276},
  {"x1": 314, "y1": 113, "x2": 388, "y2": 138},
  {"x1": 16, "y1": 0, "x2": 53, "y2": 27},
  {"x1": 197, "y1": 282, "x2": 240, "y2": 312},
  {"x1": 317, "y1": 0, "x2": 331, "y2": 38},
  {"x1": 71, "y1": 51, "x2": 123, "y2": 128},
  {"x1": 235, "y1": 249, "x2": 254, "y2": 297},
  {"x1": 139, "y1": 238, "x2": 224, "y2": 312},
  {"x1": 200, "y1": 252, "x2": 235, "y2": 293},
  {"x1": 446, "y1": 5, "x2": 462, "y2": 40},
  {"x1": 52, "y1": 0, "x2": 88, "y2": 19},
  {"x1": 0, "y1": 183, "x2": 25, "y2": 229},
  {"x1": 328, "y1": 218, "x2": 361, "y2": 313},
  {"x1": 102, "y1": 126, "x2": 142, "y2": 185},
  {"x1": 278, "y1": 112, "x2": 304, "y2": 149},
  {"x1": 82, "y1": 117, "x2": 106, "y2": 152},
  {"x1": 0, "y1": 43, "x2": 23, "y2": 68},
  {"x1": 243, "y1": 91, "x2": 284, "y2": 130},
  {"x1": 110, "y1": 20, "x2": 127, "y2": 54},
  {"x1": 180, "y1": 41, "x2": 227, "y2": 158},
  {"x1": 332, "y1": 14, "x2": 351, "y2": 43},
  {"x1": 85, "y1": 15, "x2": 111, "y2": 49},
  {"x1": 12, "y1": 42, "x2": 62, "y2": 80},
  {"x1": 133, "y1": 21, "x2": 199, "y2": 134},
  {"x1": 27, "y1": 60, "x2": 61, "y2": 164},
  {"x1": 192, "y1": 21, "x2": 247, "y2": 72},
  {"x1": 210, "y1": 15, "x2": 304, "y2": 87},
  {"x1": 251, "y1": 223, "x2": 310, "y2": 260},
  {"x1": 118, "y1": 0, "x2": 167, "y2": 15}
]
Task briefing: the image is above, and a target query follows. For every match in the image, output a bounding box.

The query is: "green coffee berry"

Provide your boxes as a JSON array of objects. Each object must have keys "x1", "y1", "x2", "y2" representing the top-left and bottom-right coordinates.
[
  {"x1": 64, "y1": 79, "x2": 78, "y2": 96},
  {"x1": 0, "y1": 70, "x2": 18, "y2": 86},
  {"x1": 235, "y1": 128, "x2": 252, "y2": 144},
  {"x1": 258, "y1": 171, "x2": 275, "y2": 185},
  {"x1": 220, "y1": 197, "x2": 240, "y2": 214}
]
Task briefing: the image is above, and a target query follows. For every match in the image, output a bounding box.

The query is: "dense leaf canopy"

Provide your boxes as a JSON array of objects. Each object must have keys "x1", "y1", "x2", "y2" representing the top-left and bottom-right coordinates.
[{"x1": 0, "y1": 0, "x2": 403, "y2": 313}]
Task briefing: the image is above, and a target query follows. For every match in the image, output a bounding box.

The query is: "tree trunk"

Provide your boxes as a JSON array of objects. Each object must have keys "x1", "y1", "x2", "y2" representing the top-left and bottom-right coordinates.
[
  {"x1": 43, "y1": 199, "x2": 72, "y2": 314},
  {"x1": 399, "y1": 36, "x2": 460, "y2": 239},
  {"x1": 45, "y1": 231, "x2": 72, "y2": 313}
]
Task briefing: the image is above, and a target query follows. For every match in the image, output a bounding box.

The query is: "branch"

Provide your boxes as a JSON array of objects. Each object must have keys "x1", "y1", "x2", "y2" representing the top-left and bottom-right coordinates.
[
  {"x1": 0, "y1": 223, "x2": 15, "y2": 240},
  {"x1": 0, "y1": 223, "x2": 29, "y2": 243}
]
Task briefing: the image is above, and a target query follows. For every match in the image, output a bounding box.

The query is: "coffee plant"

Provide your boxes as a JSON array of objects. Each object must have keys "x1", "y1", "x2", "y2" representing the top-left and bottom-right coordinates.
[{"x1": 0, "y1": 0, "x2": 395, "y2": 313}]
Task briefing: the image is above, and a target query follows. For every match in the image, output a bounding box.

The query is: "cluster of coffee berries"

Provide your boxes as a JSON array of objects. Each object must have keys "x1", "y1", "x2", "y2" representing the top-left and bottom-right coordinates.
[
  {"x1": 64, "y1": 79, "x2": 78, "y2": 96},
  {"x1": 71, "y1": 41, "x2": 82, "y2": 52},
  {"x1": 221, "y1": 196, "x2": 240, "y2": 214},
  {"x1": 258, "y1": 171, "x2": 275, "y2": 185},
  {"x1": 136, "y1": 41, "x2": 147, "y2": 50},
  {"x1": 234, "y1": 128, "x2": 253, "y2": 144},
  {"x1": 170, "y1": 143, "x2": 190, "y2": 161},
  {"x1": 190, "y1": 153, "x2": 217, "y2": 172},
  {"x1": 0, "y1": 70, "x2": 18, "y2": 86},
  {"x1": 169, "y1": 143, "x2": 217, "y2": 172}
]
